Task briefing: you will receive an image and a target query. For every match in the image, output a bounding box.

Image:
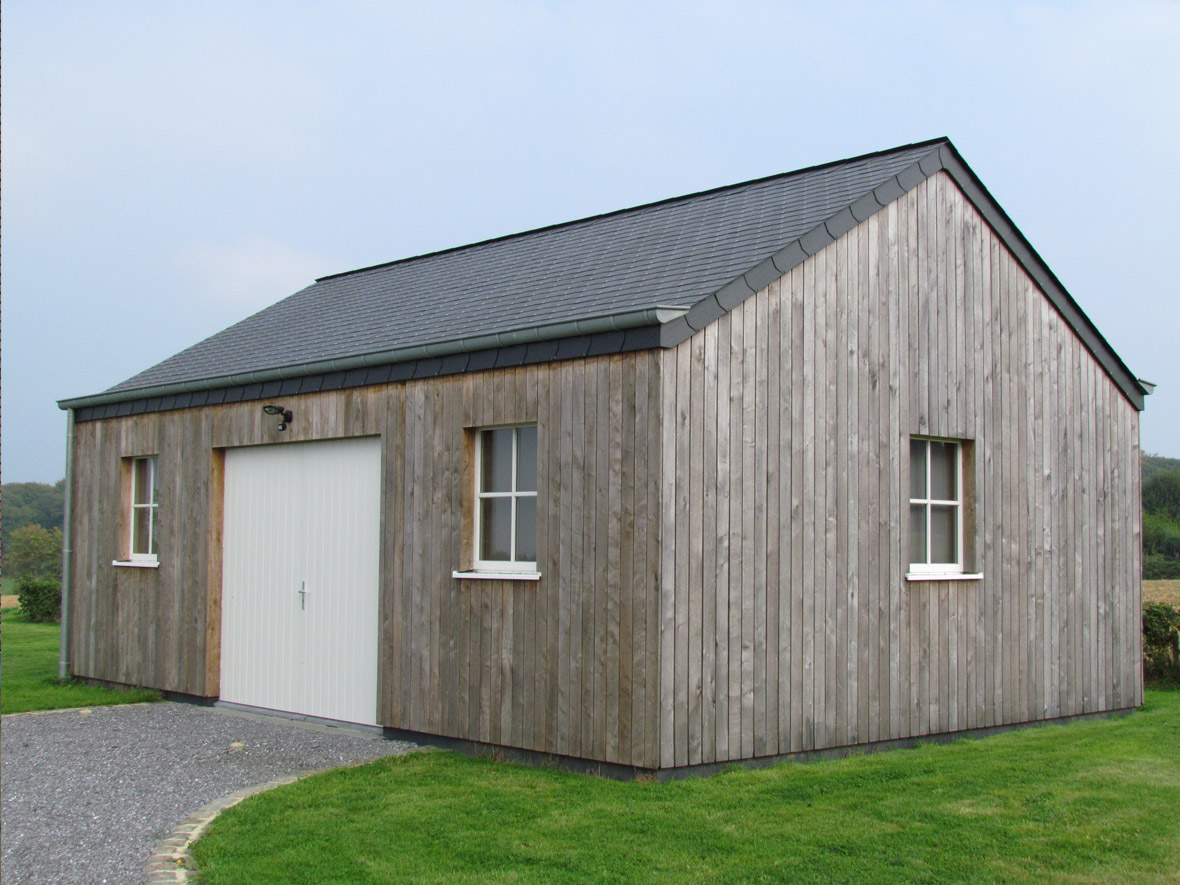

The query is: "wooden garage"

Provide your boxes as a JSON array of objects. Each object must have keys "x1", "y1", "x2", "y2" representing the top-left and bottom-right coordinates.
[{"x1": 59, "y1": 138, "x2": 1148, "y2": 775}]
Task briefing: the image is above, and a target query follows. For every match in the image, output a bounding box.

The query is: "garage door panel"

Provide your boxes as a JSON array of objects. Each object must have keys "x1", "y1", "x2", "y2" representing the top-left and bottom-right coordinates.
[{"x1": 221, "y1": 437, "x2": 381, "y2": 725}]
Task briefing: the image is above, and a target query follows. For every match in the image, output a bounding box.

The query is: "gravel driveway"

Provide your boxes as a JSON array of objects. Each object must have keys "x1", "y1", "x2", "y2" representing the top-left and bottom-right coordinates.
[{"x1": 1, "y1": 702, "x2": 417, "y2": 884}]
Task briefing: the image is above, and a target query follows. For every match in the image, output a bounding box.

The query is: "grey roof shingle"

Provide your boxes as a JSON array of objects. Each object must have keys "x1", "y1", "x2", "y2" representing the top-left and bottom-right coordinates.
[
  {"x1": 60, "y1": 138, "x2": 1146, "y2": 413},
  {"x1": 98, "y1": 141, "x2": 940, "y2": 396}
]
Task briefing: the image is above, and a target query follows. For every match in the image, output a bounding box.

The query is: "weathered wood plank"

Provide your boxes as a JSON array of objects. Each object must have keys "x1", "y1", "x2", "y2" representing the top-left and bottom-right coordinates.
[
  {"x1": 901, "y1": 189, "x2": 918, "y2": 738},
  {"x1": 560, "y1": 369, "x2": 578, "y2": 752},
  {"x1": 701, "y1": 321, "x2": 719, "y2": 764},
  {"x1": 715, "y1": 311, "x2": 732, "y2": 760},
  {"x1": 777, "y1": 270, "x2": 794, "y2": 753},
  {"x1": 868, "y1": 204, "x2": 884, "y2": 743},
  {"x1": 886, "y1": 199, "x2": 904, "y2": 741},
  {"x1": 659, "y1": 346, "x2": 678, "y2": 768},
  {"x1": 862, "y1": 210, "x2": 878, "y2": 742},
  {"x1": 741, "y1": 295, "x2": 758, "y2": 758},
  {"x1": 764, "y1": 277, "x2": 781, "y2": 758},
  {"x1": 673, "y1": 341, "x2": 691, "y2": 767},
  {"x1": 729, "y1": 304, "x2": 745, "y2": 758},
  {"x1": 583, "y1": 359, "x2": 601, "y2": 758},
  {"x1": 646, "y1": 353, "x2": 663, "y2": 768},
  {"x1": 789, "y1": 265, "x2": 805, "y2": 753},
  {"x1": 631, "y1": 354, "x2": 648, "y2": 767},
  {"x1": 801, "y1": 253, "x2": 817, "y2": 751},
  {"x1": 833, "y1": 232, "x2": 850, "y2": 750},
  {"x1": 845, "y1": 220, "x2": 861, "y2": 746},
  {"x1": 607, "y1": 357, "x2": 624, "y2": 762},
  {"x1": 687, "y1": 331, "x2": 705, "y2": 765},
  {"x1": 753, "y1": 286, "x2": 770, "y2": 758}
]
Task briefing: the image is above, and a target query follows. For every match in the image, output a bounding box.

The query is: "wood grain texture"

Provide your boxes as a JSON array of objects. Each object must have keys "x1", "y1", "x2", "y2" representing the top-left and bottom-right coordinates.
[
  {"x1": 657, "y1": 171, "x2": 1142, "y2": 766},
  {"x1": 67, "y1": 355, "x2": 664, "y2": 766}
]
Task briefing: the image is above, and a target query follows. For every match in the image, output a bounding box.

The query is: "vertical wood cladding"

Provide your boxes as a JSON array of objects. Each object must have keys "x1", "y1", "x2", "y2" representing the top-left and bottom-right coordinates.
[
  {"x1": 658, "y1": 171, "x2": 1142, "y2": 768},
  {"x1": 68, "y1": 355, "x2": 664, "y2": 768},
  {"x1": 383, "y1": 356, "x2": 663, "y2": 768},
  {"x1": 68, "y1": 170, "x2": 1140, "y2": 771},
  {"x1": 68, "y1": 387, "x2": 389, "y2": 697}
]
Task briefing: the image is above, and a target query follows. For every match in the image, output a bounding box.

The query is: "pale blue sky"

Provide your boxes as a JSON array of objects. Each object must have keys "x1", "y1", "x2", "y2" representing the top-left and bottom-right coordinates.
[{"x1": 3, "y1": 0, "x2": 1178, "y2": 482}]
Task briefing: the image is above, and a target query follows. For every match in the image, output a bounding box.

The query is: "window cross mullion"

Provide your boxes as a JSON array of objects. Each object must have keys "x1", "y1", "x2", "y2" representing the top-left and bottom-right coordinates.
[
  {"x1": 925, "y1": 441, "x2": 932, "y2": 567},
  {"x1": 509, "y1": 428, "x2": 518, "y2": 564}
]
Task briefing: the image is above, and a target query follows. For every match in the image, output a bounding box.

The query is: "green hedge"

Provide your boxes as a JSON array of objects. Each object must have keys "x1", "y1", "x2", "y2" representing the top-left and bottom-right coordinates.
[
  {"x1": 1145, "y1": 552, "x2": 1180, "y2": 580},
  {"x1": 17, "y1": 578, "x2": 61, "y2": 623},
  {"x1": 1144, "y1": 602, "x2": 1180, "y2": 684}
]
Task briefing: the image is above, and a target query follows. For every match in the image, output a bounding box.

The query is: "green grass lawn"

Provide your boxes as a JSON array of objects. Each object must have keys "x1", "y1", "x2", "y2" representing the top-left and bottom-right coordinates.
[
  {"x1": 192, "y1": 690, "x2": 1180, "y2": 884},
  {"x1": 0, "y1": 607, "x2": 161, "y2": 713}
]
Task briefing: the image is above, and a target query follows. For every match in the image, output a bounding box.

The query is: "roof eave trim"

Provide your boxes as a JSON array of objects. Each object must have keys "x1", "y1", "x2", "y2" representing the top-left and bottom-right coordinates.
[
  {"x1": 934, "y1": 144, "x2": 1145, "y2": 411},
  {"x1": 664, "y1": 141, "x2": 1146, "y2": 411},
  {"x1": 58, "y1": 305, "x2": 689, "y2": 411},
  {"x1": 663, "y1": 145, "x2": 950, "y2": 348}
]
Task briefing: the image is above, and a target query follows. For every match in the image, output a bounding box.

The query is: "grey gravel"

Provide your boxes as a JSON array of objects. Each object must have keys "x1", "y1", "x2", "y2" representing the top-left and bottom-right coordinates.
[{"x1": 1, "y1": 701, "x2": 417, "y2": 884}]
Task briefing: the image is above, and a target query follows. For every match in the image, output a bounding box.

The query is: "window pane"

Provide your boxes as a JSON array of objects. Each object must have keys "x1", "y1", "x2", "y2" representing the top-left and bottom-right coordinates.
[
  {"x1": 930, "y1": 505, "x2": 957, "y2": 564},
  {"x1": 133, "y1": 507, "x2": 152, "y2": 555},
  {"x1": 516, "y1": 426, "x2": 537, "y2": 492},
  {"x1": 149, "y1": 509, "x2": 158, "y2": 555},
  {"x1": 134, "y1": 458, "x2": 152, "y2": 505},
  {"x1": 910, "y1": 503, "x2": 927, "y2": 564},
  {"x1": 515, "y1": 496, "x2": 537, "y2": 562},
  {"x1": 480, "y1": 497, "x2": 512, "y2": 561},
  {"x1": 481, "y1": 429, "x2": 514, "y2": 493},
  {"x1": 909, "y1": 440, "x2": 926, "y2": 499},
  {"x1": 929, "y1": 441, "x2": 957, "y2": 501},
  {"x1": 150, "y1": 456, "x2": 160, "y2": 504}
]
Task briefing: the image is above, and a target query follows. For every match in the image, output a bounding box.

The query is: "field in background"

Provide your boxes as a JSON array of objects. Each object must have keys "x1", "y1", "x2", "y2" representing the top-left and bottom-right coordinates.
[
  {"x1": 1, "y1": 575, "x2": 18, "y2": 605},
  {"x1": 1144, "y1": 580, "x2": 1180, "y2": 607}
]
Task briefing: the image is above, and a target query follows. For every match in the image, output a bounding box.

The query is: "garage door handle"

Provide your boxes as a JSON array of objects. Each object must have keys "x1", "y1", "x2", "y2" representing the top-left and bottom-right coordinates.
[{"x1": 298, "y1": 581, "x2": 307, "y2": 610}]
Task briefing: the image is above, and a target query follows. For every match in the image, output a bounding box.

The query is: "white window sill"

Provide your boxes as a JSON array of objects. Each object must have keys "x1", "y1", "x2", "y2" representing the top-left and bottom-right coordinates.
[
  {"x1": 452, "y1": 569, "x2": 541, "y2": 582},
  {"x1": 112, "y1": 559, "x2": 160, "y2": 569},
  {"x1": 905, "y1": 572, "x2": 983, "y2": 582}
]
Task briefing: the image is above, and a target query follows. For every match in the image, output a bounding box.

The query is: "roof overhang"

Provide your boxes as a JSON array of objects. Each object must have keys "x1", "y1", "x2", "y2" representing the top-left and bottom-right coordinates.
[
  {"x1": 58, "y1": 305, "x2": 688, "y2": 415},
  {"x1": 655, "y1": 142, "x2": 1148, "y2": 412}
]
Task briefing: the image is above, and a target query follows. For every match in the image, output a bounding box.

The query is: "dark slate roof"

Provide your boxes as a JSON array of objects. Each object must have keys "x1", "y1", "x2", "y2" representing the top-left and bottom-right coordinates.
[{"x1": 61, "y1": 138, "x2": 1147, "y2": 416}]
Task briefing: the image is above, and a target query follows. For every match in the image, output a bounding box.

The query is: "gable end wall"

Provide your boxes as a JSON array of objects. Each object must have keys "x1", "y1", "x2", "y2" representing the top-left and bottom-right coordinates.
[{"x1": 657, "y1": 170, "x2": 1143, "y2": 769}]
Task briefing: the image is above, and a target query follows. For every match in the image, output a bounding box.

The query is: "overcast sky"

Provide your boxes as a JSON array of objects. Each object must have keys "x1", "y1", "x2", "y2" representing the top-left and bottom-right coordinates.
[{"x1": 3, "y1": 0, "x2": 1178, "y2": 483}]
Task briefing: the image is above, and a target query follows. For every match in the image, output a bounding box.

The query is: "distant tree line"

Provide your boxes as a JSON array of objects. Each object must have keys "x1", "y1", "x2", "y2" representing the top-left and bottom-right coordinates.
[
  {"x1": 3, "y1": 480, "x2": 65, "y2": 583},
  {"x1": 2, "y1": 480, "x2": 65, "y2": 561},
  {"x1": 2, "y1": 480, "x2": 66, "y2": 621},
  {"x1": 1142, "y1": 454, "x2": 1180, "y2": 580}
]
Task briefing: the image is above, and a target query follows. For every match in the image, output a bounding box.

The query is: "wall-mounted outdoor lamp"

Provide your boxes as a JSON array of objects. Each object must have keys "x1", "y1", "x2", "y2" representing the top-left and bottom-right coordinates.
[{"x1": 262, "y1": 404, "x2": 293, "y2": 431}]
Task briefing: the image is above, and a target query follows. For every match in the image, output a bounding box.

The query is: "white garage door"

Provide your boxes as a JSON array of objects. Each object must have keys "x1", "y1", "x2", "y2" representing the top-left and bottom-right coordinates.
[{"x1": 221, "y1": 437, "x2": 382, "y2": 726}]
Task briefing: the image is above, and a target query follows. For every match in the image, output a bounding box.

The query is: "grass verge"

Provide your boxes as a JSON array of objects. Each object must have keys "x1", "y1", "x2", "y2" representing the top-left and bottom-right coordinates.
[
  {"x1": 0, "y1": 607, "x2": 161, "y2": 714},
  {"x1": 192, "y1": 690, "x2": 1180, "y2": 884}
]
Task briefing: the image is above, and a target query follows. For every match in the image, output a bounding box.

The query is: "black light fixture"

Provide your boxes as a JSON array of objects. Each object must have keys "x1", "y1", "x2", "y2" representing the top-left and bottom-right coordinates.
[{"x1": 262, "y1": 403, "x2": 293, "y2": 431}]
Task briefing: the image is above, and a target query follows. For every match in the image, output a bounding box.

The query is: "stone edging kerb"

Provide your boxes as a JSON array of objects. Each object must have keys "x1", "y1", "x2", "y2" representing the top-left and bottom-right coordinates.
[{"x1": 144, "y1": 771, "x2": 313, "y2": 883}]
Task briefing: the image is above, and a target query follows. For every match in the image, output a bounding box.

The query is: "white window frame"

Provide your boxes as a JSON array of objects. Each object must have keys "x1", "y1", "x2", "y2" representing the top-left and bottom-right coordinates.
[
  {"x1": 129, "y1": 455, "x2": 159, "y2": 564},
  {"x1": 471, "y1": 425, "x2": 537, "y2": 575},
  {"x1": 908, "y1": 437, "x2": 964, "y2": 577}
]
